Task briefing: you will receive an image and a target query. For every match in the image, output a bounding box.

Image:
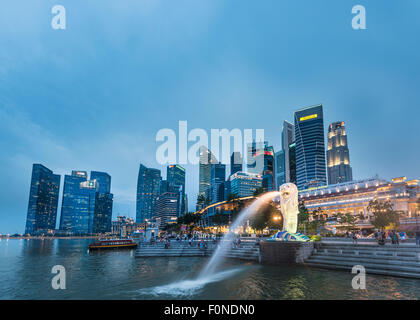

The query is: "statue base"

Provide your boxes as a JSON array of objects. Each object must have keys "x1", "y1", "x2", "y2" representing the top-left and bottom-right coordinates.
[{"x1": 260, "y1": 241, "x2": 314, "y2": 265}]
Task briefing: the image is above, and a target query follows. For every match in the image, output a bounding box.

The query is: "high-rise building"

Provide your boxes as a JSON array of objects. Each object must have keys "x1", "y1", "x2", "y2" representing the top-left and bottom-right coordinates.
[
  {"x1": 288, "y1": 142, "x2": 297, "y2": 184},
  {"x1": 167, "y1": 164, "x2": 186, "y2": 216},
  {"x1": 60, "y1": 170, "x2": 113, "y2": 234},
  {"x1": 247, "y1": 141, "x2": 275, "y2": 191},
  {"x1": 327, "y1": 121, "x2": 353, "y2": 184},
  {"x1": 90, "y1": 171, "x2": 111, "y2": 194},
  {"x1": 154, "y1": 192, "x2": 179, "y2": 229},
  {"x1": 25, "y1": 164, "x2": 60, "y2": 235},
  {"x1": 59, "y1": 171, "x2": 88, "y2": 231},
  {"x1": 275, "y1": 150, "x2": 286, "y2": 189},
  {"x1": 230, "y1": 152, "x2": 242, "y2": 176},
  {"x1": 282, "y1": 121, "x2": 295, "y2": 183},
  {"x1": 199, "y1": 146, "x2": 217, "y2": 199},
  {"x1": 136, "y1": 164, "x2": 161, "y2": 223},
  {"x1": 294, "y1": 104, "x2": 327, "y2": 190},
  {"x1": 229, "y1": 172, "x2": 263, "y2": 197},
  {"x1": 160, "y1": 179, "x2": 169, "y2": 194},
  {"x1": 71, "y1": 179, "x2": 99, "y2": 234},
  {"x1": 210, "y1": 162, "x2": 226, "y2": 203}
]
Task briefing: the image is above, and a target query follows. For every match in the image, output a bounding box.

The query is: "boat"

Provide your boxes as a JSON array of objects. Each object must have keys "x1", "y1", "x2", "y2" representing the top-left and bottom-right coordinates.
[{"x1": 88, "y1": 238, "x2": 138, "y2": 250}]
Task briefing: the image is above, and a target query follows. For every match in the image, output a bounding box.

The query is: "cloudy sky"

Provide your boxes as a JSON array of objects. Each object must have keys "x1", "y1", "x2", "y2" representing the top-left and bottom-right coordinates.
[{"x1": 1, "y1": 0, "x2": 419, "y2": 233}]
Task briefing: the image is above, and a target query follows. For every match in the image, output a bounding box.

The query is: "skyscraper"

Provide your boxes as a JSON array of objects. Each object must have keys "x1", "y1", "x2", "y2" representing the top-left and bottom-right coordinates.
[
  {"x1": 230, "y1": 152, "x2": 242, "y2": 176},
  {"x1": 275, "y1": 150, "x2": 286, "y2": 188},
  {"x1": 136, "y1": 164, "x2": 161, "y2": 223},
  {"x1": 199, "y1": 146, "x2": 217, "y2": 199},
  {"x1": 327, "y1": 121, "x2": 353, "y2": 184},
  {"x1": 282, "y1": 120, "x2": 295, "y2": 183},
  {"x1": 60, "y1": 170, "x2": 113, "y2": 234},
  {"x1": 59, "y1": 171, "x2": 88, "y2": 231},
  {"x1": 25, "y1": 164, "x2": 60, "y2": 235},
  {"x1": 154, "y1": 192, "x2": 179, "y2": 229},
  {"x1": 294, "y1": 104, "x2": 327, "y2": 190},
  {"x1": 210, "y1": 162, "x2": 226, "y2": 203},
  {"x1": 90, "y1": 171, "x2": 111, "y2": 194},
  {"x1": 71, "y1": 179, "x2": 98, "y2": 234},
  {"x1": 288, "y1": 142, "x2": 297, "y2": 184},
  {"x1": 230, "y1": 172, "x2": 263, "y2": 197},
  {"x1": 167, "y1": 164, "x2": 186, "y2": 216},
  {"x1": 247, "y1": 141, "x2": 275, "y2": 191}
]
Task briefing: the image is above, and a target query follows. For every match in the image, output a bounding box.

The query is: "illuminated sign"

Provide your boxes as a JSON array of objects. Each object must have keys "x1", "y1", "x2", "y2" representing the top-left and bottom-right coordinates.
[{"x1": 299, "y1": 114, "x2": 318, "y2": 121}]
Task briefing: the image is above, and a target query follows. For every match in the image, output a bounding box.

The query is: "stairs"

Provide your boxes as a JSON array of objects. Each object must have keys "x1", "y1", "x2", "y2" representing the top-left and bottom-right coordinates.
[
  {"x1": 305, "y1": 242, "x2": 420, "y2": 279},
  {"x1": 221, "y1": 244, "x2": 260, "y2": 262},
  {"x1": 135, "y1": 242, "x2": 214, "y2": 257},
  {"x1": 135, "y1": 240, "x2": 261, "y2": 261}
]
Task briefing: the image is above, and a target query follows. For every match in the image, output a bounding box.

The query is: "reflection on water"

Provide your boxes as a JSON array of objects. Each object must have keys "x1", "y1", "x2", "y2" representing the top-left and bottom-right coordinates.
[{"x1": 0, "y1": 239, "x2": 419, "y2": 300}]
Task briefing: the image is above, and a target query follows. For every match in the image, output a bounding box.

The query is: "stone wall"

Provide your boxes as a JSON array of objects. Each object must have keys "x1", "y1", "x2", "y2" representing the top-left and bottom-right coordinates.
[{"x1": 260, "y1": 241, "x2": 314, "y2": 265}]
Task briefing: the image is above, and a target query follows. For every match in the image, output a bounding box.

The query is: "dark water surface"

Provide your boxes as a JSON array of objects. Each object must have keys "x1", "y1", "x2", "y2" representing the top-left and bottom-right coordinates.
[{"x1": 1, "y1": 239, "x2": 419, "y2": 299}]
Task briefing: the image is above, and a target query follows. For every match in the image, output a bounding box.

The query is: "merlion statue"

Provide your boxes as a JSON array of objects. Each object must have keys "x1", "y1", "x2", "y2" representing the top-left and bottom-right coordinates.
[{"x1": 279, "y1": 183, "x2": 299, "y2": 234}]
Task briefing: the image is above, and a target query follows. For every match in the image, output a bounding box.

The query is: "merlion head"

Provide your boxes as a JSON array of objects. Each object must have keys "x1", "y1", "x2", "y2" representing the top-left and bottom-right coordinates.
[{"x1": 279, "y1": 183, "x2": 298, "y2": 205}]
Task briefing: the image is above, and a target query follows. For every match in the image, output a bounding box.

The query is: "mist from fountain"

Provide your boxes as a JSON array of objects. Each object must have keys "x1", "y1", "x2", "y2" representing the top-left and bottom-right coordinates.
[{"x1": 198, "y1": 191, "x2": 281, "y2": 278}]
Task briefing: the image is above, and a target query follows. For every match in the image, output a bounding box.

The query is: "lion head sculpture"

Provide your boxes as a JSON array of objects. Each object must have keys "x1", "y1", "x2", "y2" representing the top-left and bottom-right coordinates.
[{"x1": 279, "y1": 183, "x2": 299, "y2": 234}]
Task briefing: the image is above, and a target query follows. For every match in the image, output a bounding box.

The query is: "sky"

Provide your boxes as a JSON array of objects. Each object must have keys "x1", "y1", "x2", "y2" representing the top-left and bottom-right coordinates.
[{"x1": 0, "y1": 0, "x2": 419, "y2": 234}]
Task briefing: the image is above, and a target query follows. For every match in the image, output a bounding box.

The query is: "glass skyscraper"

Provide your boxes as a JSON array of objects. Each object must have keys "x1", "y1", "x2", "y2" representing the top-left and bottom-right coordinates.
[
  {"x1": 327, "y1": 121, "x2": 353, "y2": 184},
  {"x1": 59, "y1": 171, "x2": 88, "y2": 231},
  {"x1": 136, "y1": 164, "x2": 161, "y2": 223},
  {"x1": 294, "y1": 104, "x2": 327, "y2": 190},
  {"x1": 247, "y1": 141, "x2": 275, "y2": 191},
  {"x1": 199, "y1": 146, "x2": 217, "y2": 199},
  {"x1": 167, "y1": 164, "x2": 186, "y2": 216},
  {"x1": 90, "y1": 171, "x2": 111, "y2": 194},
  {"x1": 210, "y1": 162, "x2": 226, "y2": 203},
  {"x1": 229, "y1": 172, "x2": 263, "y2": 197},
  {"x1": 275, "y1": 150, "x2": 286, "y2": 189},
  {"x1": 230, "y1": 152, "x2": 242, "y2": 176},
  {"x1": 60, "y1": 170, "x2": 113, "y2": 234},
  {"x1": 25, "y1": 164, "x2": 60, "y2": 235}
]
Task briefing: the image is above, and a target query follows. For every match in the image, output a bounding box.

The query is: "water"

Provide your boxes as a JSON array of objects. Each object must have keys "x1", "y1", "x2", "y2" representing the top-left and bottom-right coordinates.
[
  {"x1": 1, "y1": 238, "x2": 420, "y2": 300},
  {"x1": 200, "y1": 191, "x2": 280, "y2": 277}
]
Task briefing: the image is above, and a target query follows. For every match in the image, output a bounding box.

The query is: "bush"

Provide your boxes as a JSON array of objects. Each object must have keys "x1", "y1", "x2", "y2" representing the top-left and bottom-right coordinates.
[{"x1": 310, "y1": 235, "x2": 322, "y2": 242}]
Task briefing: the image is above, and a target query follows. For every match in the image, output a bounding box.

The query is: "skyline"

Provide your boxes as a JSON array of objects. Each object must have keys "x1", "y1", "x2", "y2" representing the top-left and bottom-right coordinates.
[{"x1": 1, "y1": 0, "x2": 420, "y2": 233}]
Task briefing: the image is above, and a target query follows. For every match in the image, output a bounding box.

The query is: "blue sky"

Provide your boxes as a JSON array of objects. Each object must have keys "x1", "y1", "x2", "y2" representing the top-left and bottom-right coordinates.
[{"x1": 0, "y1": 0, "x2": 419, "y2": 233}]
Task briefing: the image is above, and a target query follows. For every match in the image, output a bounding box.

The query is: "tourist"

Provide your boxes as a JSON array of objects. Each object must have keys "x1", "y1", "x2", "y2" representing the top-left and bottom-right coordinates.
[{"x1": 352, "y1": 232, "x2": 358, "y2": 245}]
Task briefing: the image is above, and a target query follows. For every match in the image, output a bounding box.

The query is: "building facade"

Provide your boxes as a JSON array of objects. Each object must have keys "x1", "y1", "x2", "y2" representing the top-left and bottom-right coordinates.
[
  {"x1": 282, "y1": 120, "x2": 295, "y2": 183},
  {"x1": 299, "y1": 177, "x2": 420, "y2": 223},
  {"x1": 136, "y1": 164, "x2": 161, "y2": 223},
  {"x1": 247, "y1": 141, "x2": 275, "y2": 191},
  {"x1": 210, "y1": 162, "x2": 226, "y2": 203},
  {"x1": 167, "y1": 164, "x2": 186, "y2": 216},
  {"x1": 294, "y1": 104, "x2": 327, "y2": 190},
  {"x1": 230, "y1": 152, "x2": 243, "y2": 176},
  {"x1": 230, "y1": 172, "x2": 263, "y2": 198},
  {"x1": 90, "y1": 171, "x2": 111, "y2": 194},
  {"x1": 25, "y1": 164, "x2": 60, "y2": 235},
  {"x1": 275, "y1": 150, "x2": 286, "y2": 189},
  {"x1": 327, "y1": 121, "x2": 353, "y2": 184},
  {"x1": 154, "y1": 192, "x2": 179, "y2": 229},
  {"x1": 199, "y1": 146, "x2": 217, "y2": 199}
]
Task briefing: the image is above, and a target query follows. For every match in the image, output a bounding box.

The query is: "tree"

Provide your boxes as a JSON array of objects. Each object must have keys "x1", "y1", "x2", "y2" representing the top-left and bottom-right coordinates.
[
  {"x1": 297, "y1": 201, "x2": 310, "y2": 233},
  {"x1": 226, "y1": 193, "x2": 239, "y2": 202},
  {"x1": 368, "y1": 199, "x2": 400, "y2": 230},
  {"x1": 250, "y1": 202, "x2": 280, "y2": 232},
  {"x1": 253, "y1": 187, "x2": 265, "y2": 197},
  {"x1": 338, "y1": 213, "x2": 357, "y2": 231}
]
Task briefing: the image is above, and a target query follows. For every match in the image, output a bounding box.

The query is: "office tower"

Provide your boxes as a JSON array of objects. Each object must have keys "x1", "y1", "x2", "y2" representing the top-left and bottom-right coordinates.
[
  {"x1": 25, "y1": 164, "x2": 60, "y2": 235},
  {"x1": 288, "y1": 142, "x2": 297, "y2": 184},
  {"x1": 136, "y1": 164, "x2": 161, "y2": 223},
  {"x1": 294, "y1": 104, "x2": 327, "y2": 190},
  {"x1": 160, "y1": 179, "x2": 169, "y2": 194},
  {"x1": 199, "y1": 146, "x2": 217, "y2": 199},
  {"x1": 93, "y1": 192, "x2": 114, "y2": 234},
  {"x1": 60, "y1": 171, "x2": 113, "y2": 234},
  {"x1": 230, "y1": 152, "x2": 242, "y2": 176},
  {"x1": 327, "y1": 121, "x2": 353, "y2": 184},
  {"x1": 167, "y1": 164, "x2": 186, "y2": 216},
  {"x1": 247, "y1": 141, "x2": 275, "y2": 191},
  {"x1": 229, "y1": 172, "x2": 263, "y2": 197},
  {"x1": 275, "y1": 150, "x2": 286, "y2": 189},
  {"x1": 282, "y1": 121, "x2": 295, "y2": 183},
  {"x1": 154, "y1": 192, "x2": 179, "y2": 229},
  {"x1": 59, "y1": 171, "x2": 88, "y2": 231},
  {"x1": 71, "y1": 179, "x2": 99, "y2": 234},
  {"x1": 210, "y1": 162, "x2": 226, "y2": 203},
  {"x1": 90, "y1": 171, "x2": 111, "y2": 194}
]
